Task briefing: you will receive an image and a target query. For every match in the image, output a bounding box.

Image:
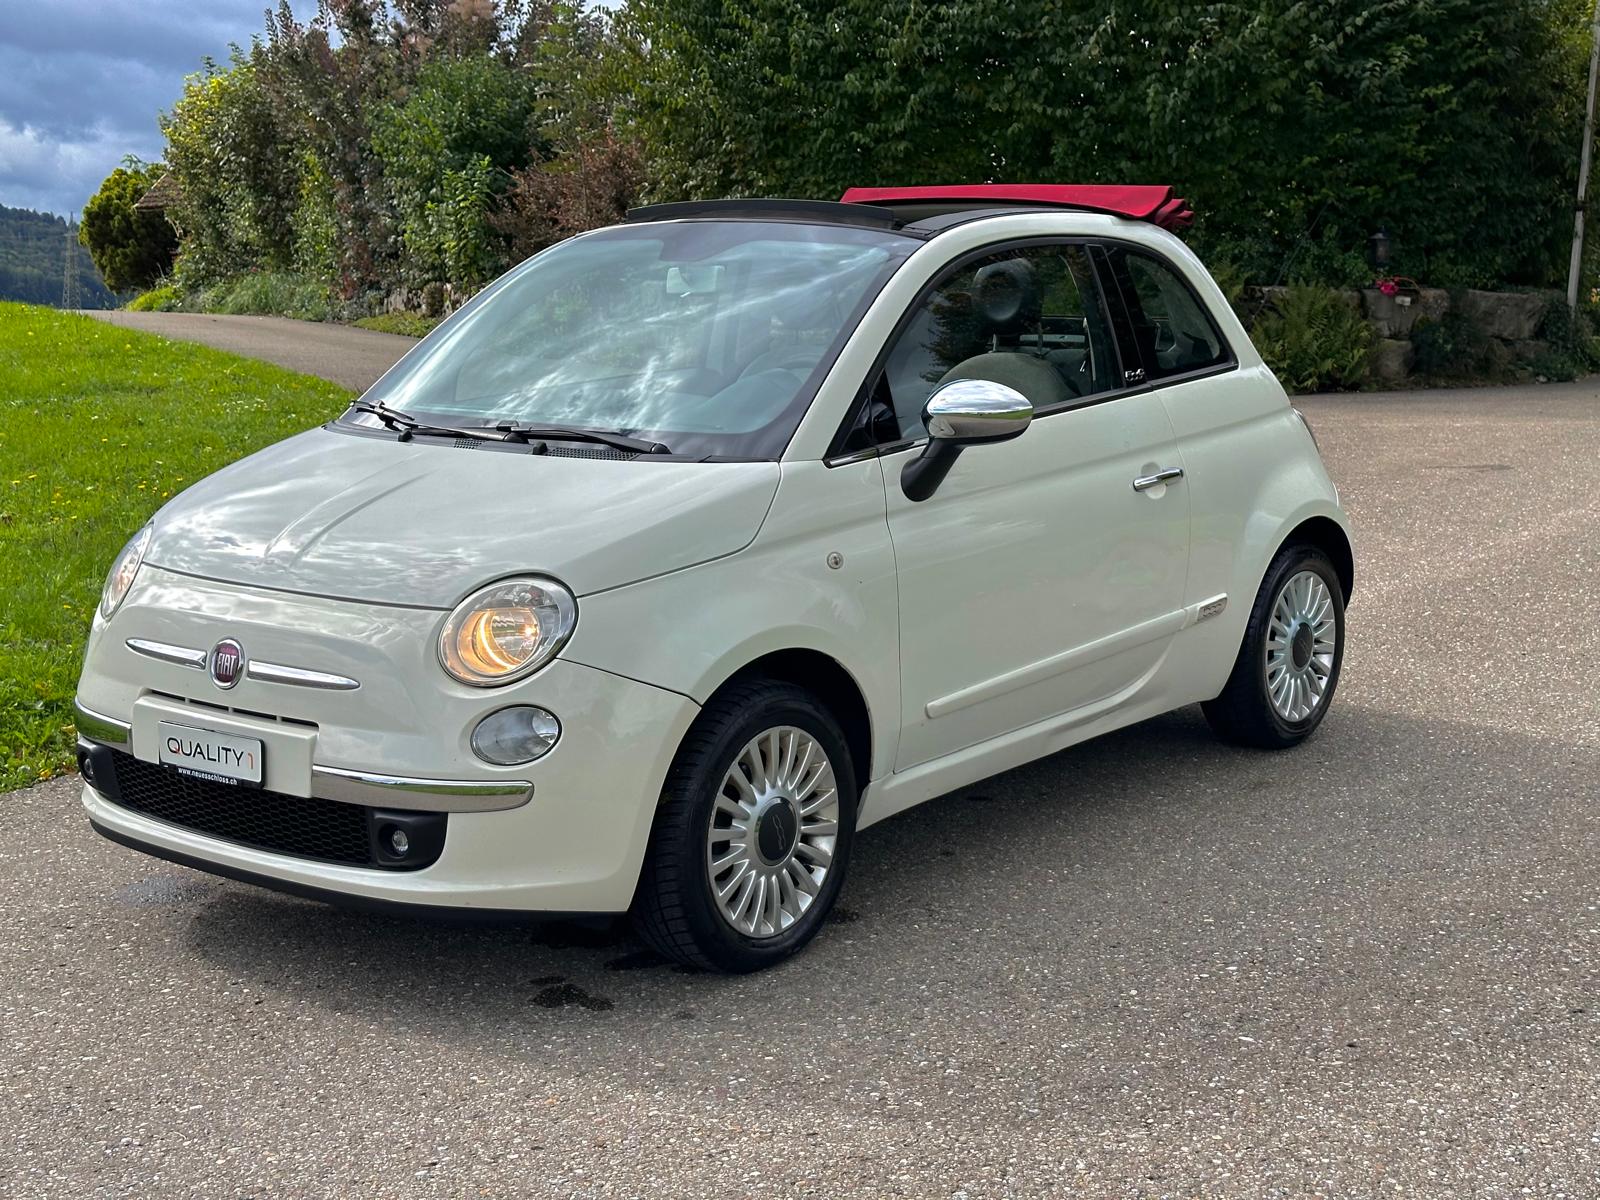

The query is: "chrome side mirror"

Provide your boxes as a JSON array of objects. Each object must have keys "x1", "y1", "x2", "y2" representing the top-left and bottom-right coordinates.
[{"x1": 901, "y1": 379, "x2": 1033, "y2": 501}]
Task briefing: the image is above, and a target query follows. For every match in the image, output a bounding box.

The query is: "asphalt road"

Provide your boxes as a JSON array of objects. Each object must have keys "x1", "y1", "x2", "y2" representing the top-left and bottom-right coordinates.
[
  {"x1": 4, "y1": 383, "x2": 1598, "y2": 1198},
  {"x1": 83, "y1": 311, "x2": 417, "y2": 393}
]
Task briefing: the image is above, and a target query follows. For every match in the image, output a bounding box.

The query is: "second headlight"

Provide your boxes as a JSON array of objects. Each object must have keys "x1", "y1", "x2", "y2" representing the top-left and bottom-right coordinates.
[{"x1": 439, "y1": 576, "x2": 577, "y2": 686}]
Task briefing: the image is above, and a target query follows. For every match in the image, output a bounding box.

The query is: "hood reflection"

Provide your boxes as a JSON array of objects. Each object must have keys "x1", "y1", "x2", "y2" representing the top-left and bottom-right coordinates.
[{"x1": 146, "y1": 428, "x2": 781, "y2": 607}]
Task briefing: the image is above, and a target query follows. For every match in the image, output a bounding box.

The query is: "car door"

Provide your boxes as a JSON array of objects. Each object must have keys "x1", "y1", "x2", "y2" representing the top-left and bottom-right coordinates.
[
  {"x1": 867, "y1": 241, "x2": 1192, "y2": 771},
  {"x1": 1093, "y1": 242, "x2": 1252, "y2": 625}
]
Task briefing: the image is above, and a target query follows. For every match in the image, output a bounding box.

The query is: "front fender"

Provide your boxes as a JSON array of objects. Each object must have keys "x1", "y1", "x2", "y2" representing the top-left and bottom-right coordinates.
[{"x1": 560, "y1": 458, "x2": 901, "y2": 780}]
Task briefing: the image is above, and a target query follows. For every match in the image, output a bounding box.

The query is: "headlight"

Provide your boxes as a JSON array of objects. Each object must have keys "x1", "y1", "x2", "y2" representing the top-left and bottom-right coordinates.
[
  {"x1": 438, "y1": 576, "x2": 577, "y2": 686},
  {"x1": 99, "y1": 524, "x2": 152, "y2": 619}
]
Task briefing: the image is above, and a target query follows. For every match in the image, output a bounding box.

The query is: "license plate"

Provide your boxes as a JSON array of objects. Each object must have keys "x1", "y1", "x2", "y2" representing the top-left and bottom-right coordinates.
[{"x1": 157, "y1": 721, "x2": 264, "y2": 788}]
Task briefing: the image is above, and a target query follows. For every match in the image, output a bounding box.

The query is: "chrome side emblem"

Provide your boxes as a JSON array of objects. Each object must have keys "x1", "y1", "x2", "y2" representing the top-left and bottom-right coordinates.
[
  {"x1": 208, "y1": 638, "x2": 246, "y2": 689},
  {"x1": 1197, "y1": 595, "x2": 1229, "y2": 622}
]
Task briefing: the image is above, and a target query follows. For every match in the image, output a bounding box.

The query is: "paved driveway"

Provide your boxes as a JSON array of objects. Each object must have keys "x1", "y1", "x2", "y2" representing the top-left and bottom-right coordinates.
[
  {"x1": 83, "y1": 312, "x2": 417, "y2": 393},
  {"x1": 3, "y1": 384, "x2": 1597, "y2": 1197}
]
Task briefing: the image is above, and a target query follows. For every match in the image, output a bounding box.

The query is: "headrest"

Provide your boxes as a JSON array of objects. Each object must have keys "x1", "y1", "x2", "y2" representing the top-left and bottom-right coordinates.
[{"x1": 972, "y1": 259, "x2": 1040, "y2": 334}]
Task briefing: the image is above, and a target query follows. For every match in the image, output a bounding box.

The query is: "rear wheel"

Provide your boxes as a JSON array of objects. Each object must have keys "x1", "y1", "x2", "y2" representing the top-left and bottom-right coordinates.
[
  {"x1": 1203, "y1": 544, "x2": 1346, "y2": 749},
  {"x1": 631, "y1": 679, "x2": 856, "y2": 972}
]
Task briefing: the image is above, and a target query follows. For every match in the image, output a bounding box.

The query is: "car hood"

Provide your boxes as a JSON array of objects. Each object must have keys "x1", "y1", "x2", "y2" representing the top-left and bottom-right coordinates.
[{"x1": 145, "y1": 427, "x2": 781, "y2": 607}]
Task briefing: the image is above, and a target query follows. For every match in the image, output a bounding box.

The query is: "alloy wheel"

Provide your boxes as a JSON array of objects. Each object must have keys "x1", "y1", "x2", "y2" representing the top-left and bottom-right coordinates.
[
  {"x1": 705, "y1": 726, "x2": 839, "y2": 939},
  {"x1": 1264, "y1": 569, "x2": 1338, "y2": 723}
]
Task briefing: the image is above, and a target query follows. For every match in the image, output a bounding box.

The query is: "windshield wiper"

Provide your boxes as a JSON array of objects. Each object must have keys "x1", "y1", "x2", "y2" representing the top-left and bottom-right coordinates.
[
  {"x1": 351, "y1": 403, "x2": 671, "y2": 455},
  {"x1": 349, "y1": 400, "x2": 501, "y2": 442},
  {"x1": 493, "y1": 423, "x2": 671, "y2": 455}
]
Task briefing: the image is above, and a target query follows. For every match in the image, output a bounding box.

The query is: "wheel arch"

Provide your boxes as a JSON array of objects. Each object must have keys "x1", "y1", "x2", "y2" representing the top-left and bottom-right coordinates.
[
  {"x1": 708, "y1": 648, "x2": 874, "y2": 794},
  {"x1": 1281, "y1": 514, "x2": 1354, "y2": 601}
]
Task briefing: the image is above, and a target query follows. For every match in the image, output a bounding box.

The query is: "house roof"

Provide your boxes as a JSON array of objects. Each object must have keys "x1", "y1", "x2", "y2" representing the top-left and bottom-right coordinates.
[{"x1": 133, "y1": 172, "x2": 181, "y2": 212}]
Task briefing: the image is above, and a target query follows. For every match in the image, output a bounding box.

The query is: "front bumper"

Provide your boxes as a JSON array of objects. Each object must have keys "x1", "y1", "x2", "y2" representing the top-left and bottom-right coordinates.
[
  {"x1": 77, "y1": 567, "x2": 699, "y2": 913},
  {"x1": 75, "y1": 700, "x2": 532, "y2": 812}
]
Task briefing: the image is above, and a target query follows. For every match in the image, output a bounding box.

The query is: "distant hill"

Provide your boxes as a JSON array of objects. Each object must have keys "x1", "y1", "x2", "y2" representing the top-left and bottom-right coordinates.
[{"x1": 0, "y1": 204, "x2": 118, "y2": 309}]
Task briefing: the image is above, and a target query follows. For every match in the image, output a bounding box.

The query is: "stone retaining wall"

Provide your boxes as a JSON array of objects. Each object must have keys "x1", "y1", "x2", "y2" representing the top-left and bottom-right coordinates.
[{"x1": 1253, "y1": 285, "x2": 1559, "y2": 384}]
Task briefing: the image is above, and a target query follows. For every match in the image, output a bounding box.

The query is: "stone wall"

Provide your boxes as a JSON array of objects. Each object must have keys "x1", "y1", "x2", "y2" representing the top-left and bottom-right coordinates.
[{"x1": 1254, "y1": 285, "x2": 1558, "y2": 385}]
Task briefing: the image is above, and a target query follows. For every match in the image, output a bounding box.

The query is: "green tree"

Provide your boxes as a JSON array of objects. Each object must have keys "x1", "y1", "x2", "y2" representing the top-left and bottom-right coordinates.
[
  {"x1": 616, "y1": 0, "x2": 1593, "y2": 289},
  {"x1": 77, "y1": 161, "x2": 177, "y2": 293},
  {"x1": 160, "y1": 50, "x2": 304, "y2": 286},
  {"x1": 372, "y1": 55, "x2": 539, "y2": 286}
]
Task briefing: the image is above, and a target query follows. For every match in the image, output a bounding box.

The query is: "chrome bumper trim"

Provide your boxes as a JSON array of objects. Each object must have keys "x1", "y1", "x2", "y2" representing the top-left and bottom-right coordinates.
[
  {"x1": 311, "y1": 766, "x2": 533, "y2": 812},
  {"x1": 73, "y1": 700, "x2": 131, "y2": 750}
]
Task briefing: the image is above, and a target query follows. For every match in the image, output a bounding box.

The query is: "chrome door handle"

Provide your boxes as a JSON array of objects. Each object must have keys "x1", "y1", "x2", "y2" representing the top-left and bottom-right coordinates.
[{"x1": 1132, "y1": 467, "x2": 1184, "y2": 492}]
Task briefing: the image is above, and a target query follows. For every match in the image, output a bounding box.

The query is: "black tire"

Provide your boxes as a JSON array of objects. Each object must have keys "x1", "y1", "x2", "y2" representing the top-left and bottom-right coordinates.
[
  {"x1": 1202, "y1": 543, "x2": 1346, "y2": 749},
  {"x1": 630, "y1": 678, "x2": 857, "y2": 973}
]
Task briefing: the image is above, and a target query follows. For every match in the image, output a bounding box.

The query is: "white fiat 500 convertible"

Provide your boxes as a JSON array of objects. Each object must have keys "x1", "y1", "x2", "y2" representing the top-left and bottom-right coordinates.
[{"x1": 75, "y1": 185, "x2": 1351, "y2": 971}]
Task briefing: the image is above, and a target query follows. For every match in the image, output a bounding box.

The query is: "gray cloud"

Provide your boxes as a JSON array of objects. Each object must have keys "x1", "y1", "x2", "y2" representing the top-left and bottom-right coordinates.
[{"x1": 0, "y1": 1, "x2": 313, "y2": 216}]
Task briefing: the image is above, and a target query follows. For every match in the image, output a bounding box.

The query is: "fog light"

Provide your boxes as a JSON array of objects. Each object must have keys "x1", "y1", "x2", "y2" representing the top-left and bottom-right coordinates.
[
  {"x1": 388, "y1": 828, "x2": 410, "y2": 856},
  {"x1": 470, "y1": 706, "x2": 561, "y2": 766}
]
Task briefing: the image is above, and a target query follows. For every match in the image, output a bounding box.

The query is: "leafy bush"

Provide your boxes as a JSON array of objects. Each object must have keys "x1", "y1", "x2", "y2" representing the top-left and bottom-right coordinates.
[
  {"x1": 191, "y1": 272, "x2": 333, "y2": 321},
  {"x1": 1533, "y1": 297, "x2": 1600, "y2": 380},
  {"x1": 78, "y1": 161, "x2": 177, "y2": 293},
  {"x1": 496, "y1": 133, "x2": 644, "y2": 261},
  {"x1": 1410, "y1": 298, "x2": 1504, "y2": 380},
  {"x1": 619, "y1": 0, "x2": 1590, "y2": 290},
  {"x1": 1250, "y1": 287, "x2": 1372, "y2": 394},
  {"x1": 372, "y1": 56, "x2": 539, "y2": 287},
  {"x1": 126, "y1": 283, "x2": 181, "y2": 312},
  {"x1": 160, "y1": 59, "x2": 302, "y2": 286},
  {"x1": 353, "y1": 313, "x2": 440, "y2": 338}
]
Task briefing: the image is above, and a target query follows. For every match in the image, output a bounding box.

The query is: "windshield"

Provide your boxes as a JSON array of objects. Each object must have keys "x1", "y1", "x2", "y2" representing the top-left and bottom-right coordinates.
[{"x1": 348, "y1": 220, "x2": 915, "y2": 459}]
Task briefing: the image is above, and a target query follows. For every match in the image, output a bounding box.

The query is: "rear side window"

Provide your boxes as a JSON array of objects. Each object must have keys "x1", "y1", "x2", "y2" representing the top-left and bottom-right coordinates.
[{"x1": 1101, "y1": 246, "x2": 1230, "y2": 382}]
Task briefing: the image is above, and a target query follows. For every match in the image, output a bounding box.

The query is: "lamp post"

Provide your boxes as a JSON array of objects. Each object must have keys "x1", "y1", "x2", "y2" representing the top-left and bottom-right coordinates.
[
  {"x1": 1568, "y1": 0, "x2": 1600, "y2": 312},
  {"x1": 1367, "y1": 227, "x2": 1392, "y2": 272}
]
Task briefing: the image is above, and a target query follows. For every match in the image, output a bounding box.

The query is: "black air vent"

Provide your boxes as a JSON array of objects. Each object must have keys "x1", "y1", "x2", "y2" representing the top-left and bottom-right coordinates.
[{"x1": 103, "y1": 751, "x2": 444, "y2": 869}]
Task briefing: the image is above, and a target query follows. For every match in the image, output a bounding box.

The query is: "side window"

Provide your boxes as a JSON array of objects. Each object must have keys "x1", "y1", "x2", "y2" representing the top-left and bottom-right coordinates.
[
  {"x1": 1102, "y1": 247, "x2": 1230, "y2": 381},
  {"x1": 866, "y1": 244, "x2": 1121, "y2": 443}
]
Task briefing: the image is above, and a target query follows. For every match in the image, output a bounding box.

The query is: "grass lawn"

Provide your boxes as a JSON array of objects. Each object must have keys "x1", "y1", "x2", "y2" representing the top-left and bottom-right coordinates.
[{"x1": 0, "y1": 303, "x2": 352, "y2": 791}]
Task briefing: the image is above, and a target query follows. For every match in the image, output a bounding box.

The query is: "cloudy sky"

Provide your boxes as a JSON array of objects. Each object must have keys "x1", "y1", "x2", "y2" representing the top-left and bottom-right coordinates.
[{"x1": 0, "y1": 1, "x2": 317, "y2": 217}]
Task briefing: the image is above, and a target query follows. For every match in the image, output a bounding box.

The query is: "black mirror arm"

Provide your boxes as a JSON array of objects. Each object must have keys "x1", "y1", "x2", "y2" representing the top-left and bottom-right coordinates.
[{"x1": 900, "y1": 440, "x2": 966, "y2": 502}]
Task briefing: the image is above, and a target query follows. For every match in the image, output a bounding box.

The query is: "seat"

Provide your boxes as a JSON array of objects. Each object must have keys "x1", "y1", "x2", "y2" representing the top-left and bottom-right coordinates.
[{"x1": 933, "y1": 259, "x2": 1074, "y2": 409}]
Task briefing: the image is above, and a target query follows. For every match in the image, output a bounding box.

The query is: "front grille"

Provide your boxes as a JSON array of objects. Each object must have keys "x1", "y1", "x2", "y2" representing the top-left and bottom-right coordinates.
[{"x1": 106, "y1": 751, "x2": 374, "y2": 866}]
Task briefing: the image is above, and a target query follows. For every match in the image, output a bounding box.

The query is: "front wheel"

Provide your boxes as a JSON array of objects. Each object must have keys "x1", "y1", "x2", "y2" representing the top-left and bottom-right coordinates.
[
  {"x1": 631, "y1": 679, "x2": 856, "y2": 972},
  {"x1": 1203, "y1": 544, "x2": 1346, "y2": 749}
]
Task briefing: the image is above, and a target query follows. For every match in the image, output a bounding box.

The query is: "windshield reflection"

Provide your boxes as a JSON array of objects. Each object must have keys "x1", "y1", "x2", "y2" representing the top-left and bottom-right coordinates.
[{"x1": 354, "y1": 221, "x2": 915, "y2": 460}]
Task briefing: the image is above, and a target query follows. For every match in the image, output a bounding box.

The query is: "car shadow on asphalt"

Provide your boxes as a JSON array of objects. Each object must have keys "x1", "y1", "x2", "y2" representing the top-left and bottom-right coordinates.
[{"x1": 164, "y1": 700, "x2": 1597, "y2": 1038}]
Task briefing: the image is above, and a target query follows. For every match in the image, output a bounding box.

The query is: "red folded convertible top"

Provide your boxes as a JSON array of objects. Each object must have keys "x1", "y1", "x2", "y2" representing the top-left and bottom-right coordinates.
[{"x1": 839, "y1": 184, "x2": 1194, "y2": 231}]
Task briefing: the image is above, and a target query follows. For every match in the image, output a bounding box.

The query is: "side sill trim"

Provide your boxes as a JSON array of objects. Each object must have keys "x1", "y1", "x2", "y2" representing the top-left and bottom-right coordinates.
[{"x1": 925, "y1": 607, "x2": 1187, "y2": 719}]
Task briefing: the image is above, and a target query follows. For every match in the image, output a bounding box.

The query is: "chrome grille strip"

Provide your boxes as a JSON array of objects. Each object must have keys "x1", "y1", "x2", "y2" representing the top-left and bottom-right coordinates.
[
  {"x1": 125, "y1": 638, "x2": 360, "y2": 690},
  {"x1": 125, "y1": 638, "x2": 206, "y2": 669},
  {"x1": 246, "y1": 661, "x2": 360, "y2": 691}
]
